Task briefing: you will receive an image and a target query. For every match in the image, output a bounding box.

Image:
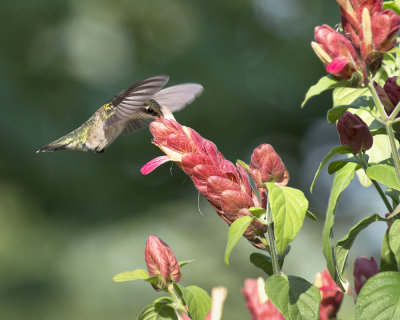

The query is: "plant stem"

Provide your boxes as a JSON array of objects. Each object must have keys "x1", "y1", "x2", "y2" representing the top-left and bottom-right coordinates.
[
  {"x1": 265, "y1": 203, "x2": 281, "y2": 275},
  {"x1": 386, "y1": 122, "x2": 400, "y2": 183},
  {"x1": 168, "y1": 284, "x2": 187, "y2": 315}
]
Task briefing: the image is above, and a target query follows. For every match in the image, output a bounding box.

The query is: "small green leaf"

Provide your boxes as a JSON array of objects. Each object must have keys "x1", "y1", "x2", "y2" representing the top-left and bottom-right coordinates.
[
  {"x1": 366, "y1": 162, "x2": 400, "y2": 190},
  {"x1": 310, "y1": 145, "x2": 352, "y2": 193},
  {"x1": 265, "y1": 275, "x2": 321, "y2": 320},
  {"x1": 386, "y1": 188, "x2": 400, "y2": 206},
  {"x1": 181, "y1": 285, "x2": 211, "y2": 320},
  {"x1": 301, "y1": 75, "x2": 339, "y2": 108},
  {"x1": 306, "y1": 210, "x2": 317, "y2": 221},
  {"x1": 137, "y1": 298, "x2": 178, "y2": 320},
  {"x1": 327, "y1": 95, "x2": 374, "y2": 123},
  {"x1": 328, "y1": 157, "x2": 361, "y2": 175},
  {"x1": 384, "y1": 1, "x2": 400, "y2": 15},
  {"x1": 335, "y1": 214, "x2": 386, "y2": 283},
  {"x1": 322, "y1": 162, "x2": 357, "y2": 290},
  {"x1": 250, "y1": 246, "x2": 290, "y2": 275},
  {"x1": 113, "y1": 269, "x2": 150, "y2": 283},
  {"x1": 249, "y1": 207, "x2": 266, "y2": 218},
  {"x1": 179, "y1": 260, "x2": 195, "y2": 268},
  {"x1": 380, "y1": 229, "x2": 398, "y2": 272},
  {"x1": 389, "y1": 220, "x2": 400, "y2": 268},
  {"x1": 332, "y1": 86, "x2": 369, "y2": 107},
  {"x1": 356, "y1": 272, "x2": 400, "y2": 320},
  {"x1": 224, "y1": 216, "x2": 254, "y2": 265},
  {"x1": 266, "y1": 183, "x2": 308, "y2": 255}
]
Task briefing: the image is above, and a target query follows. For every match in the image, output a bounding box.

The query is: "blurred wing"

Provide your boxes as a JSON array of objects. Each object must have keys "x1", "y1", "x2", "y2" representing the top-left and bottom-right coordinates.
[
  {"x1": 121, "y1": 119, "x2": 152, "y2": 136},
  {"x1": 105, "y1": 75, "x2": 169, "y2": 128},
  {"x1": 152, "y1": 83, "x2": 203, "y2": 112}
]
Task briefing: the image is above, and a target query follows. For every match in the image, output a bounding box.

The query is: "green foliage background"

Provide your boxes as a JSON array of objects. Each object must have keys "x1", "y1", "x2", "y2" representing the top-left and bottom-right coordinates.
[{"x1": 0, "y1": 0, "x2": 377, "y2": 318}]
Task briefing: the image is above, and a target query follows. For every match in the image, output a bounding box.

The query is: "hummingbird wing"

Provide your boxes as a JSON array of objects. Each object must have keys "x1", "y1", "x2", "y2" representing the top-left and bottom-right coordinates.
[
  {"x1": 104, "y1": 75, "x2": 170, "y2": 129},
  {"x1": 121, "y1": 83, "x2": 204, "y2": 136},
  {"x1": 152, "y1": 83, "x2": 204, "y2": 112}
]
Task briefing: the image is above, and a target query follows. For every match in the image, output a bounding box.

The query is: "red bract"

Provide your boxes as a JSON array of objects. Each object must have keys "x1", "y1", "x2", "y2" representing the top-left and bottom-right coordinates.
[
  {"x1": 141, "y1": 118, "x2": 267, "y2": 249},
  {"x1": 242, "y1": 278, "x2": 284, "y2": 320},
  {"x1": 312, "y1": 24, "x2": 361, "y2": 80},
  {"x1": 353, "y1": 256, "x2": 379, "y2": 294},
  {"x1": 337, "y1": 111, "x2": 373, "y2": 154},
  {"x1": 144, "y1": 235, "x2": 181, "y2": 290},
  {"x1": 314, "y1": 269, "x2": 344, "y2": 320}
]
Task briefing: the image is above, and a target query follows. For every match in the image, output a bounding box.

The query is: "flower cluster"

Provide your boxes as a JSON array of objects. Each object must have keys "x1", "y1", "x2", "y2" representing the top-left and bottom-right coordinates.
[
  {"x1": 312, "y1": 0, "x2": 400, "y2": 83},
  {"x1": 141, "y1": 118, "x2": 288, "y2": 249}
]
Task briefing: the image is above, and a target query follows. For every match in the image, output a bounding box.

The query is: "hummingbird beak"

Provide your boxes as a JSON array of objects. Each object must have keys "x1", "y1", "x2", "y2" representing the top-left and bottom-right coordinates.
[{"x1": 160, "y1": 105, "x2": 176, "y2": 120}]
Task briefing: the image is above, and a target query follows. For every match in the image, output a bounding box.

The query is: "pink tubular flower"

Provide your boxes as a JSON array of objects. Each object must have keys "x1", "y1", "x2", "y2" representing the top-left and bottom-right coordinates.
[
  {"x1": 312, "y1": 24, "x2": 362, "y2": 80},
  {"x1": 353, "y1": 256, "x2": 379, "y2": 294},
  {"x1": 337, "y1": 111, "x2": 373, "y2": 154},
  {"x1": 314, "y1": 269, "x2": 344, "y2": 320},
  {"x1": 144, "y1": 235, "x2": 181, "y2": 290},
  {"x1": 142, "y1": 118, "x2": 268, "y2": 249},
  {"x1": 242, "y1": 278, "x2": 284, "y2": 320}
]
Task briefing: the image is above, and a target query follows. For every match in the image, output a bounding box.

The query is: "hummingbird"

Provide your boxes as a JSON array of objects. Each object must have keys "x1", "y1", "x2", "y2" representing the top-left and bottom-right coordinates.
[{"x1": 36, "y1": 75, "x2": 203, "y2": 153}]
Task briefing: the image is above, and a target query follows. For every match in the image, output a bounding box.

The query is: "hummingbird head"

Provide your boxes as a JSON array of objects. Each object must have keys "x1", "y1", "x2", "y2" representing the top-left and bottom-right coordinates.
[{"x1": 139, "y1": 99, "x2": 164, "y2": 120}]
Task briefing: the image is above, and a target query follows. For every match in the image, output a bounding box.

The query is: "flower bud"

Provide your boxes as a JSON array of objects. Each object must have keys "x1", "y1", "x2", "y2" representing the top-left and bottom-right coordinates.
[
  {"x1": 242, "y1": 278, "x2": 284, "y2": 320},
  {"x1": 337, "y1": 111, "x2": 373, "y2": 154},
  {"x1": 145, "y1": 235, "x2": 181, "y2": 290},
  {"x1": 313, "y1": 24, "x2": 360, "y2": 80},
  {"x1": 383, "y1": 76, "x2": 400, "y2": 115},
  {"x1": 314, "y1": 269, "x2": 344, "y2": 320},
  {"x1": 353, "y1": 256, "x2": 379, "y2": 294}
]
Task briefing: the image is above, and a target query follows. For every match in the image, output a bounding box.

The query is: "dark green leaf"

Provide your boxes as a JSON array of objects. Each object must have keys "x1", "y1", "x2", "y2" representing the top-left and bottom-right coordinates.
[
  {"x1": 322, "y1": 163, "x2": 357, "y2": 290},
  {"x1": 310, "y1": 145, "x2": 353, "y2": 193},
  {"x1": 266, "y1": 183, "x2": 308, "y2": 255},
  {"x1": 328, "y1": 157, "x2": 361, "y2": 175},
  {"x1": 250, "y1": 246, "x2": 290, "y2": 276},
  {"x1": 356, "y1": 272, "x2": 400, "y2": 320},
  {"x1": 385, "y1": 188, "x2": 400, "y2": 206},
  {"x1": 137, "y1": 298, "x2": 178, "y2": 320},
  {"x1": 335, "y1": 214, "x2": 386, "y2": 283},
  {"x1": 249, "y1": 207, "x2": 266, "y2": 218},
  {"x1": 327, "y1": 95, "x2": 374, "y2": 123},
  {"x1": 366, "y1": 163, "x2": 400, "y2": 190},
  {"x1": 301, "y1": 75, "x2": 340, "y2": 108},
  {"x1": 181, "y1": 285, "x2": 211, "y2": 320},
  {"x1": 380, "y1": 229, "x2": 398, "y2": 272},
  {"x1": 389, "y1": 220, "x2": 400, "y2": 268},
  {"x1": 306, "y1": 210, "x2": 317, "y2": 221},
  {"x1": 265, "y1": 275, "x2": 321, "y2": 320},
  {"x1": 224, "y1": 216, "x2": 254, "y2": 265}
]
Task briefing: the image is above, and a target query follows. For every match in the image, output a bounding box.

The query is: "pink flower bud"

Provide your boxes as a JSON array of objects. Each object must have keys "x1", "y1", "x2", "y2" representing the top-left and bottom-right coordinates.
[
  {"x1": 383, "y1": 77, "x2": 400, "y2": 115},
  {"x1": 353, "y1": 256, "x2": 379, "y2": 294},
  {"x1": 313, "y1": 24, "x2": 360, "y2": 80},
  {"x1": 337, "y1": 111, "x2": 373, "y2": 154},
  {"x1": 242, "y1": 278, "x2": 284, "y2": 320},
  {"x1": 249, "y1": 144, "x2": 289, "y2": 188},
  {"x1": 373, "y1": 81, "x2": 396, "y2": 114},
  {"x1": 314, "y1": 269, "x2": 344, "y2": 320},
  {"x1": 144, "y1": 235, "x2": 181, "y2": 290}
]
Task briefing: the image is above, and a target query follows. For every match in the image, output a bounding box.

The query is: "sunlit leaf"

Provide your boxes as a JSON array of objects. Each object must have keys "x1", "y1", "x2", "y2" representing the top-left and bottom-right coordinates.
[
  {"x1": 301, "y1": 75, "x2": 340, "y2": 108},
  {"x1": 366, "y1": 162, "x2": 400, "y2": 190},
  {"x1": 249, "y1": 207, "x2": 266, "y2": 218},
  {"x1": 265, "y1": 275, "x2": 321, "y2": 320},
  {"x1": 224, "y1": 216, "x2": 254, "y2": 265},
  {"x1": 389, "y1": 220, "x2": 400, "y2": 268},
  {"x1": 181, "y1": 285, "x2": 211, "y2": 320},
  {"x1": 179, "y1": 260, "x2": 195, "y2": 268},
  {"x1": 356, "y1": 272, "x2": 400, "y2": 320},
  {"x1": 380, "y1": 229, "x2": 398, "y2": 272},
  {"x1": 113, "y1": 269, "x2": 150, "y2": 282},
  {"x1": 266, "y1": 183, "x2": 308, "y2": 255},
  {"x1": 332, "y1": 87, "x2": 369, "y2": 107}
]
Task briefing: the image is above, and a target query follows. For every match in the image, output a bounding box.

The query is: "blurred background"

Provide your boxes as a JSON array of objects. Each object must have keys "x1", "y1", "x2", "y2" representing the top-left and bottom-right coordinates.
[{"x1": 0, "y1": 0, "x2": 388, "y2": 319}]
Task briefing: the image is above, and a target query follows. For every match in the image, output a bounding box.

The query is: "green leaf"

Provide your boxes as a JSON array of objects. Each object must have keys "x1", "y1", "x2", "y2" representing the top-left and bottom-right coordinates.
[
  {"x1": 335, "y1": 214, "x2": 386, "y2": 283},
  {"x1": 328, "y1": 157, "x2": 361, "y2": 175},
  {"x1": 224, "y1": 216, "x2": 254, "y2": 265},
  {"x1": 310, "y1": 145, "x2": 352, "y2": 193},
  {"x1": 356, "y1": 272, "x2": 400, "y2": 320},
  {"x1": 306, "y1": 210, "x2": 317, "y2": 221},
  {"x1": 389, "y1": 220, "x2": 400, "y2": 268},
  {"x1": 385, "y1": 188, "x2": 400, "y2": 206},
  {"x1": 250, "y1": 246, "x2": 290, "y2": 276},
  {"x1": 137, "y1": 298, "x2": 178, "y2": 320},
  {"x1": 322, "y1": 162, "x2": 357, "y2": 290},
  {"x1": 266, "y1": 183, "x2": 309, "y2": 255},
  {"x1": 113, "y1": 269, "x2": 150, "y2": 282},
  {"x1": 178, "y1": 260, "x2": 195, "y2": 268},
  {"x1": 366, "y1": 162, "x2": 400, "y2": 190},
  {"x1": 249, "y1": 207, "x2": 266, "y2": 218},
  {"x1": 327, "y1": 95, "x2": 374, "y2": 123},
  {"x1": 384, "y1": 1, "x2": 400, "y2": 15},
  {"x1": 332, "y1": 86, "x2": 369, "y2": 107},
  {"x1": 301, "y1": 75, "x2": 339, "y2": 108},
  {"x1": 181, "y1": 285, "x2": 211, "y2": 320},
  {"x1": 380, "y1": 229, "x2": 398, "y2": 272},
  {"x1": 265, "y1": 275, "x2": 321, "y2": 320}
]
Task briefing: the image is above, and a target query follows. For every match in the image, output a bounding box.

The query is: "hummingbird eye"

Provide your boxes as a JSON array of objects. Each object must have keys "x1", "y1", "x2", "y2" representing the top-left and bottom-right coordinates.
[{"x1": 145, "y1": 106, "x2": 158, "y2": 117}]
